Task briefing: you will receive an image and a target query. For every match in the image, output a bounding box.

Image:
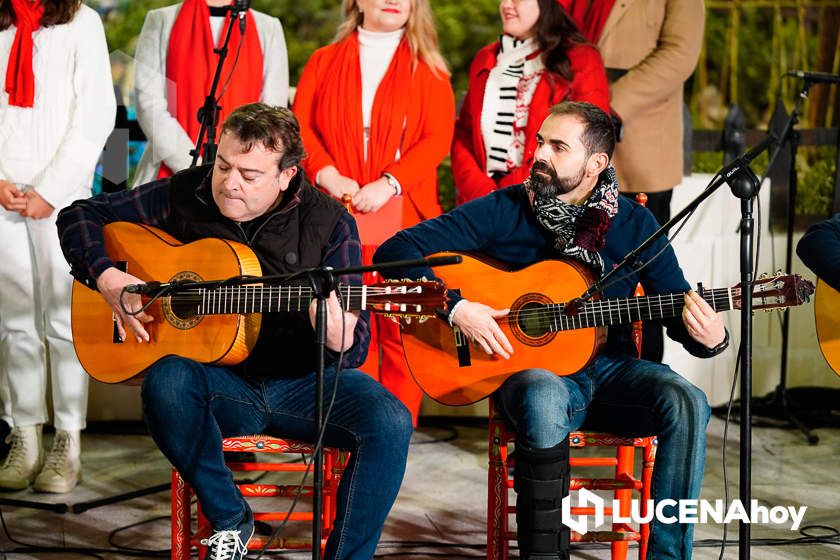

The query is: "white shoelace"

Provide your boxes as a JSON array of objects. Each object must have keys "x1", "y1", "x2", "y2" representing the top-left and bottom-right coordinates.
[
  {"x1": 42, "y1": 433, "x2": 71, "y2": 473},
  {"x1": 2, "y1": 431, "x2": 28, "y2": 472},
  {"x1": 200, "y1": 529, "x2": 248, "y2": 560}
]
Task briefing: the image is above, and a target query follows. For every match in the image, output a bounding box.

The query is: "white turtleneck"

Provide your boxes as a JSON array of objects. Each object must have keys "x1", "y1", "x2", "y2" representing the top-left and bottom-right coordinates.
[{"x1": 358, "y1": 26, "x2": 404, "y2": 134}]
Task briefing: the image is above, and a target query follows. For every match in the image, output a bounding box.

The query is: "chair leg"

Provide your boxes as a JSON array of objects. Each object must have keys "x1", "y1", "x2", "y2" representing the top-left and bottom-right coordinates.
[
  {"x1": 488, "y1": 422, "x2": 508, "y2": 560},
  {"x1": 639, "y1": 439, "x2": 656, "y2": 560},
  {"x1": 610, "y1": 445, "x2": 634, "y2": 560},
  {"x1": 171, "y1": 469, "x2": 191, "y2": 560}
]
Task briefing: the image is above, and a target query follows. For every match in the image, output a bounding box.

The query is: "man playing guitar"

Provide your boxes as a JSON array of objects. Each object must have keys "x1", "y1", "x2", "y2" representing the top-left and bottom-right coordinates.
[
  {"x1": 57, "y1": 103, "x2": 412, "y2": 560},
  {"x1": 375, "y1": 101, "x2": 728, "y2": 560}
]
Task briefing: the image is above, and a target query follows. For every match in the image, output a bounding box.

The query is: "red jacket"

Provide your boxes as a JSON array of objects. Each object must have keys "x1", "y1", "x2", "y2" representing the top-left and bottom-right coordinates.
[{"x1": 451, "y1": 42, "x2": 610, "y2": 205}]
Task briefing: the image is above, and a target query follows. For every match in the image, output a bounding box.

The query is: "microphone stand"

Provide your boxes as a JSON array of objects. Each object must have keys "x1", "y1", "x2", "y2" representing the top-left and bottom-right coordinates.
[
  {"x1": 188, "y1": 5, "x2": 246, "y2": 167},
  {"x1": 574, "y1": 134, "x2": 776, "y2": 560},
  {"x1": 761, "y1": 78, "x2": 820, "y2": 444},
  {"x1": 131, "y1": 255, "x2": 460, "y2": 558}
]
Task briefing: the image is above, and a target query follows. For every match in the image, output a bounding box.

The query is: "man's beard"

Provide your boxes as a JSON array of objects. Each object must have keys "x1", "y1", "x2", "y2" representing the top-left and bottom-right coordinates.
[{"x1": 529, "y1": 161, "x2": 586, "y2": 198}]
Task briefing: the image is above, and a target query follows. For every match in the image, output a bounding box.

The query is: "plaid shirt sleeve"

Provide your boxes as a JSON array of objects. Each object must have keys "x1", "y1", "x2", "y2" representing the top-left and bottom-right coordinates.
[
  {"x1": 56, "y1": 179, "x2": 172, "y2": 289},
  {"x1": 321, "y1": 212, "x2": 371, "y2": 370}
]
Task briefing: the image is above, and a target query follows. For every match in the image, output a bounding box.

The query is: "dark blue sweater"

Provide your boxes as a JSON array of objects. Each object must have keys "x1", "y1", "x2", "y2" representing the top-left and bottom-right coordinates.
[
  {"x1": 796, "y1": 212, "x2": 840, "y2": 292},
  {"x1": 375, "y1": 184, "x2": 717, "y2": 358}
]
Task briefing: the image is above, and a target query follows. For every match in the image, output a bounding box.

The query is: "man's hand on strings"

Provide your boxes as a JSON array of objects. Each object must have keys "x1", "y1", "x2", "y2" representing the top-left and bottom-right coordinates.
[
  {"x1": 682, "y1": 291, "x2": 726, "y2": 349},
  {"x1": 96, "y1": 267, "x2": 155, "y2": 343},
  {"x1": 450, "y1": 301, "x2": 513, "y2": 359},
  {"x1": 308, "y1": 290, "x2": 359, "y2": 352}
]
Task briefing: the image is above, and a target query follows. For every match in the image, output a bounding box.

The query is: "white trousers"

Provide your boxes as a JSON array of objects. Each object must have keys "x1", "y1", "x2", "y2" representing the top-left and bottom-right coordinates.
[{"x1": 0, "y1": 203, "x2": 89, "y2": 431}]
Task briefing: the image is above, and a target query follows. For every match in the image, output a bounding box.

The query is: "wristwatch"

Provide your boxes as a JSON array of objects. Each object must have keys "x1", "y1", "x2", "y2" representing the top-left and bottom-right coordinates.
[{"x1": 383, "y1": 173, "x2": 401, "y2": 196}]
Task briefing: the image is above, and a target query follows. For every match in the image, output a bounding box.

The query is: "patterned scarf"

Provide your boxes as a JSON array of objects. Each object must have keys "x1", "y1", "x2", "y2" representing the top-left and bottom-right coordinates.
[{"x1": 530, "y1": 165, "x2": 619, "y2": 275}]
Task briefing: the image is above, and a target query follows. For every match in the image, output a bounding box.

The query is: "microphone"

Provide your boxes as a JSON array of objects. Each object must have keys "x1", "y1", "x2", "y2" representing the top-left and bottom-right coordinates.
[
  {"x1": 233, "y1": 0, "x2": 249, "y2": 33},
  {"x1": 786, "y1": 70, "x2": 840, "y2": 85},
  {"x1": 124, "y1": 281, "x2": 163, "y2": 295}
]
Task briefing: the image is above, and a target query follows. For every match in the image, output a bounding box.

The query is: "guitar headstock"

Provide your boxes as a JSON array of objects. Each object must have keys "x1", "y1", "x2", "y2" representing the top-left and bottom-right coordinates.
[
  {"x1": 733, "y1": 272, "x2": 816, "y2": 311},
  {"x1": 365, "y1": 279, "x2": 446, "y2": 322}
]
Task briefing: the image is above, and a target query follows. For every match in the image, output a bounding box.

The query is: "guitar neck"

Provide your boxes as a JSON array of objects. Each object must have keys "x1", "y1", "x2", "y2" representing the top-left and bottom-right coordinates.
[
  {"x1": 548, "y1": 288, "x2": 735, "y2": 331},
  {"x1": 184, "y1": 284, "x2": 367, "y2": 315}
]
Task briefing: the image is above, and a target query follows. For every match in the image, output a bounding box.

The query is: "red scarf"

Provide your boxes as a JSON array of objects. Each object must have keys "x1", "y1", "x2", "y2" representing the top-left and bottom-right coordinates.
[
  {"x1": 4, "y1": 0, "x2": 44, "y2": 108},
  {"x1": 313, "y1": 32, "x2": 412, "y2": 186},
  {"x1": 160, "y1": 0, "x2": 263, "y2": 177},
  {"x1": 559, "y1": 0, "x2": 615, "y2": 43}
]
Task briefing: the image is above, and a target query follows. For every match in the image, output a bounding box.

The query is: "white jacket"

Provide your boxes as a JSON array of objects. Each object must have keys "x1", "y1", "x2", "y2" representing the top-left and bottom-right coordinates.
[
  {"x1": 132, "y1": 4, "x2": 289, "y2": 187},
  {"x1": 0, "y1": 4, "x2": 116, "y2": 209}
]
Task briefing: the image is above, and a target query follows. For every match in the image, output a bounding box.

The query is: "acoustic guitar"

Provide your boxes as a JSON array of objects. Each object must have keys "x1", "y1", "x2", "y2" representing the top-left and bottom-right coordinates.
[
  {"x1": 71, "y1": 222, "x2": 445, "y2": 384},
  {"x1": 815, "y1": 279, "x2": 840, "y2": 375},
  {"x1": 400, "y1": 253, "x2": 815, "y2": 405}
]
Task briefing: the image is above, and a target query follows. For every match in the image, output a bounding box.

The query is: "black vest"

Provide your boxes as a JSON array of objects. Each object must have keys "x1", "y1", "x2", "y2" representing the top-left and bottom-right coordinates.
[{"x1": 165, "y1": 165, "x2": 346, "y2": 378}]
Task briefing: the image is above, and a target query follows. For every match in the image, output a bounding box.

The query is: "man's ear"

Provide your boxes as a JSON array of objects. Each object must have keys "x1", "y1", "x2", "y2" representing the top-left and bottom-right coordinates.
[
  {"x1": 275, "y1": 165, "x2": 298, "y2": 192},
  {"x1": 587, "y1": 152, "x2": 610, "y2": 177}
]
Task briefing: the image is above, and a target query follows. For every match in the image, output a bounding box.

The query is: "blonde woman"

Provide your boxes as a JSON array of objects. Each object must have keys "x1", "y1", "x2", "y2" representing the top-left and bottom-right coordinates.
[{"x1": 294, "y1": 0, "x2": 455, "y2": 425}]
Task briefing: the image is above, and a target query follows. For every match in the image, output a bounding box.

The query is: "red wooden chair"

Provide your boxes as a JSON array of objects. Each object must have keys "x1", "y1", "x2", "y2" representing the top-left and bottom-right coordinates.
[
  {"x1": 487, "y1": 402, "x2": 657, "y2": 559},
  {"x1": 171, "y1": 435, "x2": 346, "y2": 559}
]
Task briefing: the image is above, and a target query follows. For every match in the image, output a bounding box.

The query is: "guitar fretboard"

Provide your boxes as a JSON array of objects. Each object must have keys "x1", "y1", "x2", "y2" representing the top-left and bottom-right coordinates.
[
  {"x1": 537, "y1": 288, "x2": 737, "y2": 333},
  {"x1": 173, "y1": 284, "x2": 373, "y2": 315}
]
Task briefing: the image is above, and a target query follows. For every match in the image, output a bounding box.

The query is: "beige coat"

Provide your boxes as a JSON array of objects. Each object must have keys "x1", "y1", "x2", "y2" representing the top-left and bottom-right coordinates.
[{"x1": 597, "y1": 0, "x2": 704, "y2": 193}]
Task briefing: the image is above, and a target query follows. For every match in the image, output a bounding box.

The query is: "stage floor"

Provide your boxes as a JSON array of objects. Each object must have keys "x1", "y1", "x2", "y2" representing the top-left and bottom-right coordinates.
[{"x1": 0, "y1": 416, "x2": 837, "y2": 559}]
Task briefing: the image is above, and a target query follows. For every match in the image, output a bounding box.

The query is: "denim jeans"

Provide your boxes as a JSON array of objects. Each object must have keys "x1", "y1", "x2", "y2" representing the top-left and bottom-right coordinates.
[
  {"x1": 497, "y1": 352, "x2": 711, "y2": 560},
  {"x1": 141, "y1": 356, "x2": 413, "y2": 560}
]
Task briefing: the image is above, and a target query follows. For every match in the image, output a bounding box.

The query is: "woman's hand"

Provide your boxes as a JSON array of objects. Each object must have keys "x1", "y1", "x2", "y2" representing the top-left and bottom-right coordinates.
[
  {"x1": 22, "y1": 190, "x2": 55, "y2": 219},
  {"x1": 0, "y1": 180, "x2": 26, "y2": 213},
  {"x1": 352, "y1": 177, "x2": 395, "y2": 214},
  {"x1": 318, "y1": 166, "x2": 360, "y2": 200}
]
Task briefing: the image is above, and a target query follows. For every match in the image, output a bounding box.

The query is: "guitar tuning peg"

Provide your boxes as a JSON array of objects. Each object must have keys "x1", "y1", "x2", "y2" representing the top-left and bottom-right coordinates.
[
  {"x1": 417, "y1": 315, "x2": 429, "y2": 324},
  {"x1": 758, "y1": 272, "x2": 767, "y2": 279}
]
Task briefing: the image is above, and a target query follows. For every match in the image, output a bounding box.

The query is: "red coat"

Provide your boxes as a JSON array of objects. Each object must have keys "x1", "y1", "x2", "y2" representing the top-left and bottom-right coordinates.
[
  {"x1": 294, "y1": 37, "x2": 455, "y2": 227},
  {"x1": 451, "y1": 42, "x2": 610, "y2": 205}
]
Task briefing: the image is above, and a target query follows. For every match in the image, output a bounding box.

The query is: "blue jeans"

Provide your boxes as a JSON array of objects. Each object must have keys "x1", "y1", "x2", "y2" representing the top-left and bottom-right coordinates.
[
  {"x1": 141, "y1": 357, "x2": 413, "y2": 560},
  {"x1": 497, "y1": 352, "x2": 711, "y2": 560}
]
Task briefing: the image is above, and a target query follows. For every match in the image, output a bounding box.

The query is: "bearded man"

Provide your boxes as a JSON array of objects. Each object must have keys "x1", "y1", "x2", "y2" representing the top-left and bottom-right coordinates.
[{"x1": 374, "y1": 101, "x2": 728, "y2": 560}]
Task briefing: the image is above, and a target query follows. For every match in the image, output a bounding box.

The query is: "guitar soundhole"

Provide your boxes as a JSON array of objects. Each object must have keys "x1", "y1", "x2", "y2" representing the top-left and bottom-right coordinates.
[
  {"x1": 161, "y1": 271, "x2": 203, "y2": 330},
  {"x1": 170, "y1": 299, "x2": 199, "y2": 322},
  {"x1": 510, "y1": 293, "x2": 557, "y2": 347},
  {"x1": 517, "y1": 302, "x2": 551, "y2": 337}
]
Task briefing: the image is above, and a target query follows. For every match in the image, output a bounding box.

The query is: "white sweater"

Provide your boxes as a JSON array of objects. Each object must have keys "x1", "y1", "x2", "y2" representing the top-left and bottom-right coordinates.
[{"x1": 0, "y1": 5, "x2": 116, "y2": 209}]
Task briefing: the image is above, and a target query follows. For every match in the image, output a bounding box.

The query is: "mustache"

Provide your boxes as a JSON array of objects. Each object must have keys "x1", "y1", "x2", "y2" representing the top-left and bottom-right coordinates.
[{"x1": 531, "y1": 161, "x2": 555, "y2": 175}]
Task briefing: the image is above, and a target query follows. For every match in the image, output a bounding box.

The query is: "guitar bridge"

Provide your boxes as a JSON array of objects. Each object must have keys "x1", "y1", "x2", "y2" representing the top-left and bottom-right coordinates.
[{"x1": 454, "y1": 326, "x2": 471, "y2": 367}]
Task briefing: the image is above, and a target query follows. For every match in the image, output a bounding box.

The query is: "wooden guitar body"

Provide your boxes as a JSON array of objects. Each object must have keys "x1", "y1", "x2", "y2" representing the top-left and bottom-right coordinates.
[
  {"x1": 71, "y1": 222, "x2": 262, "y2": 384},
  {"x1": 400, "y1": 254, "x2": 605, "y2": 406},
  {"x1": 815, "y1": 279, "x2": 840, "y2": 376}
]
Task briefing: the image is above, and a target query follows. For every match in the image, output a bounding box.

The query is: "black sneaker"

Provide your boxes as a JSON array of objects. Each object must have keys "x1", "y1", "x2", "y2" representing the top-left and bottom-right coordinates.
[{"x1": 201, "y1": 505, "x2": 254, "y2": 560}]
